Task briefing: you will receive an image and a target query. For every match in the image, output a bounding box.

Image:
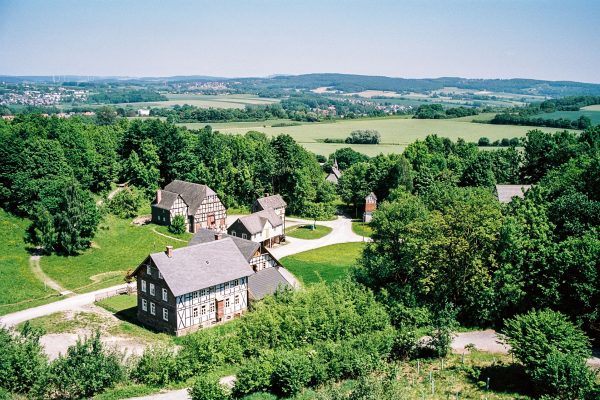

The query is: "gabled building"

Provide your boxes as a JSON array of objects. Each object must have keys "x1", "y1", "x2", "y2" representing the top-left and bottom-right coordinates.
[
  {"x1": 252, "y1": 194, "x2": 287, "y2": 231},
  {"x1": 151, "y1": 180, "x2": 226, "y2": 233},
  {"x1": 228, "y1": 209, "x2": 284, "y2": 248},
  {"x1": 130, "y1": 239, "x2": 254, "y2": 336},
  {"x1": 363, "y1": 192, "x2": 377, "y2": 223},
  {"x1": 495, "y1": 184, "x2": 532, "y2": 203},
  {"x1": 326, "y1": 159, "x2": 342, "y2": 185}
]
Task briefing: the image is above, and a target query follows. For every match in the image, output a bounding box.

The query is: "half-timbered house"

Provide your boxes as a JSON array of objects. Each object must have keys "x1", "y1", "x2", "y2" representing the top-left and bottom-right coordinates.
[
  {"x1": 151, "y1": 180, "x2": 226, "y2": 233},
  {"x1": 130, "y1": 239, "x2": 254, "y2": 336},
  {"x1": 227, "y1": 209, "x2": 284, "y2": 248},
  {"x1": 252, "y1": 194, "x2": 287, "y2": 230}
]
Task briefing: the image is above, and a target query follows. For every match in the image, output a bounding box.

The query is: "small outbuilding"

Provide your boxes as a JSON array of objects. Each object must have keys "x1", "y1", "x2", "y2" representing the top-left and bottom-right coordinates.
[{"x1": 363, "y1": 192, "x2": 377, "y2": 223}]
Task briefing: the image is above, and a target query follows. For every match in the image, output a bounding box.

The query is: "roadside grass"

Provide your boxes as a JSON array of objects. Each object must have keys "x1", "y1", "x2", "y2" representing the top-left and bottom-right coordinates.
[
  {"x1": 0, "y1": 209, "x2": 61, "y2": 316},
  {"x1": 152, "y1": 223, "x2": 193, "y2": 241},
  {"x1": 41, "y1": 215, "x2": 187, "y2": 293},
  {"x1": 228, "y1": 206, "x2": 252, "y2": 215},
  {"x1": 351, "y1": 221, "x2": 373, "y2": 238},
  {"x1": 285, "y1": 224, "x2": 332, "y2": 240},
  {"x1": 280, "y1": 242, "x2": 365, "y2": 285},
  {"x1": 17, "y1": 311, "x2": 109, "y2": 334}
]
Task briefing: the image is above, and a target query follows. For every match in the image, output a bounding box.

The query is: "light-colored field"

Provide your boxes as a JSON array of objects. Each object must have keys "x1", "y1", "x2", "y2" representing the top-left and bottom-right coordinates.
[
  {"x1": 582, "y1": 104, "x2": 600, "y2": 111},
  {"x1": 117, "y1": 94, "x2": 280, "y2": 109},
  {"x1": 200, "y1": 117, "x2": 573, "y2": 156},
  {"x1": 344, "y1": 90, "x2": 402, "y2": 98}
]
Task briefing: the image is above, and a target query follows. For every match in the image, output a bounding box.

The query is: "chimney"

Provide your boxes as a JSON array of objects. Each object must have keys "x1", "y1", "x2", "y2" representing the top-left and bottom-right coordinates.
[
  {"x1": 165, "y1": 245, "x2": 173, "y2": 258},
  {"x1": 264, "y1": 193, "x2": 269, "y2": 197},
  {"x1": 156, "y1": 189, "x2": 162, "y2": 204},
  {"x1": 214, "y1": 233, "x2": 222, "y2": 241}
]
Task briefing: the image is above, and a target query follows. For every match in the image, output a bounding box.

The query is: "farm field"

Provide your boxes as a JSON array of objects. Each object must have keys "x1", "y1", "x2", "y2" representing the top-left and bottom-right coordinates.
[
  {"x1": 582, "y1": 104, "x2": 600, "y2": 111},
  {"x1": 536, "y1": 110, "x2": 600, "y2": 124},
  {"x1": 280, "y1": 242, "x2": 364, "y2": 285},
  {"x1": 41, "y1": 215, "x2": 187, "y2": 293},
  {"x1": 197, "y1": 116, "x2": 574, "y2": 156},
  {"x1": 0, "y1": 209, "x2": 61, "y2": 315},
  {"x1": 117, "y1": 93, "x2": 280, "y2": 109}
]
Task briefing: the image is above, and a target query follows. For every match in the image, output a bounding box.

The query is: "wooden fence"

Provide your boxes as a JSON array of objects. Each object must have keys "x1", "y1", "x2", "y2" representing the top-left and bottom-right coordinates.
[{"x1": 94, "y1": 284, "x2": 136, "y2": 302}]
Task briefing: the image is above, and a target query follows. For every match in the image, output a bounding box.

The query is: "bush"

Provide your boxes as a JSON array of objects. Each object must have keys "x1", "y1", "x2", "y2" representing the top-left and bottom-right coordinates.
[
  {"x1": 177, "y1": 329, "x2": 243, "y2": 376},
  {"x1": 478, "y1": 137, "x2": 491, "y2": 146},
  {"x1": 169, "y1": 215, "x2": 187, "y2": 234},
  {"x1": 426, "y1": 304, "x2": 458, "y2": 358},
  {"x1": 0, "y1": 323, "x2": 48, "y2": 394},
  {"x1": 501, "y1": 309, "x2": 591, "y2": 373},
  {"x1": 131, "y1": 346, "x2": 181, "y2": 386},
  {"x1": 232, "y1": 353, "x2": 276, "y2": 398},
  {"x1": 107, "y1": 186, "x2": 143, "y2": 218},
  {"x1": 41, "y1": 331, "x2": 123, "y2": 399},
  {"x1": 345, "y1": 130, "x2": 381, "y2": 144},
  {"x1": 271, "y1": 351, "x2": 313, "y2": 398},
  {"x1": 189, "y1": 376, "x2": 230, "y2": 400},
  {"x1": 533, "y1": 350, "x2": 598, "y2": 400}
]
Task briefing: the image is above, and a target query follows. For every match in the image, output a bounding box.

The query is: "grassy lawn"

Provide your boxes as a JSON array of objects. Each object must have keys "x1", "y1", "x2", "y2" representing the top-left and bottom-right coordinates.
[
  {"x1": 281, "y1": 242, "x2": 365, "y2": 285},
  {"x1": 152, "y1": 223, "x2": 193, "y2": 241},
  {"x1": 351, "y1": 221, "x2": 373, "y2": 238},
  {"x1": 285, "y1": 224, "x2": 332, "y2": 240},
  {"x1": 41, "y1": 215, "x2": 187, "y2": 293},
  {"x1": 17, "y1": 311, "x2": 109, "y2": 334},
  {"x1": 0, "y1": 209, "x2": 61, "y2": 316}
]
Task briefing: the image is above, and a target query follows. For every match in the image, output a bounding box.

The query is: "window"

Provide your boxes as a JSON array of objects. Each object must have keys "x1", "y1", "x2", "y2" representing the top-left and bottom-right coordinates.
[
  {"x1": 142, "y1": 299, "x2": 147, "y2": 311},
  {"x1": 149, "y1": 283, "x2": 155, "y2": 296},
  {"x1": 224, "y1": 282, "x2": 229, "y2": 290},
  {"x1": 146, "y1": 265, "x2": 151, "y2": 275},
  {"x1": 209, "y1": 302, "x2": 215, "y2": 313},
  {"x1": 231, "y1": 231, "x2": 236, "y2": 237},
  {"x1": 193, "y1": 307, "x2": 198, "y2": 317},
  {"x1": 162, "y1": 288, "x2": 168, "y2": 301},
  {"x1": 235, "y1": 295, "x2": 240, "y2": 305},
  {"x1": 192, "y1": 291, "x2": 198, "y2": 300},
  {"x1": 201, "y1": 305, "x2": 206, "y2": 315},
  {"x1": 150, "y1": 302, "x2": 155, "y2": 315},
  {"x1": 163, "y1": 308, "x2": 168, "y2": 321},
  {"x1": 232, "y1": 279, "x2": 238, "y2": 287},
  {"x1": 141, "y1": 280, "x2": 146, "y2": 292},
  {"x1": 200, "y1": 288, "x2": 208, "y2": 296},
  {"x1": 158, "y1": 271, "x2": 163, "y2": 279},
  {"x1": 242, "y1": 233, "x2": 247, "y2": 239},
  {"x1": 225, "y1": 298, "x2": 230, "y2": 308}
]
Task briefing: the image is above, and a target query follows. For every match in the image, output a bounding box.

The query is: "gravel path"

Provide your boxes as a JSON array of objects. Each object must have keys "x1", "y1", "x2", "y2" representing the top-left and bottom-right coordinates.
[{"x1": 29, "y1": 254, "x2": 73, "y2": 296}]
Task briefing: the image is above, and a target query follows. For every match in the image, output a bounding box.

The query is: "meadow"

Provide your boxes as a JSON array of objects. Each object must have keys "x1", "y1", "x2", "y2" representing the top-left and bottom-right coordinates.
[
  {"x1": 285, "y1": 224, "x2": 332, "y2": 240},
  {"x1": 0, "y1": 210, "x2": 61, "y2": 315},
  {"x1": 41, "y1": 216, "x2": 188, "y2": 293},
  {"x1": 537, "y1": 109, "x2": 600, "y2": 124},
  {"x1": 117, "y1": 93, "x2": 280, "y2": 109},
  {"x1": 181, "y1": 116, "x2": 572, "y2": 156},
  {"x1": 280, "y1": 242, "x2": 365, "y2": 284}
]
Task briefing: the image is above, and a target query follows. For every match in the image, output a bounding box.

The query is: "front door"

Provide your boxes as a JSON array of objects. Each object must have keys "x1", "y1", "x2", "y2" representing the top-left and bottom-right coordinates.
[
  {"x1": 207, "y1": 214, "x2": 216, "y2": 229},
  {"x1": 216, "y1": 299, "x2": 224, "y2": 321}
]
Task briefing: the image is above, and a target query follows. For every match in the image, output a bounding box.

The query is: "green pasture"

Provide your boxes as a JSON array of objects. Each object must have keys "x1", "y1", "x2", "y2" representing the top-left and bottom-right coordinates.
[
  {"x1": 205, "y1": 116, "x2": 571, "y2": 156},
  {"x1": 281, "y1": 242, "x2": 365, "y2": 285},
  {"x1": 0, "y1": 209, "x2": 61, "y2": 315},
  {"x1": 41, "y1": 215, "x2": 187, "y2": 293},
  {"x1": 537, "y1": 110, "x2": 600, "y2": 124}
]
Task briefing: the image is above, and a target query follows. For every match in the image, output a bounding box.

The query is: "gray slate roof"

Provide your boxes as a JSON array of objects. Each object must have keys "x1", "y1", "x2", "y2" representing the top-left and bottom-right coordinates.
[
  {"x1": 248, "y1": 267, "x2": 294, "y2": 300},
  {"x1": 188, "y1": 229, "x2": 260, "y2": 261},
  {"x1": 149, "y1": 238, "x2": 254, "y2": 296},
  {"x1": 254, "y1": 194, "x2": 287, "y2": 211},
  {"x1": 154, "y1": 180, "x2": 217, "y2": 216},
  {"x1": 496, "y1": 185, "x2": 531, "y2": 203},
  {"x1": 237, "y1": 209, "x2": 283, "y2": 235}
]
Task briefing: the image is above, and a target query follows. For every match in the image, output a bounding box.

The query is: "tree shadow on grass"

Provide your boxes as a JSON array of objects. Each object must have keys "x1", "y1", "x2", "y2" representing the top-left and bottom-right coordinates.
[
  {"x1": 466, "y1": 362, "x2": 533, "y2": 397},
  {"x1": 112, "y1": 305, "x2": 166, "y2": 335}
]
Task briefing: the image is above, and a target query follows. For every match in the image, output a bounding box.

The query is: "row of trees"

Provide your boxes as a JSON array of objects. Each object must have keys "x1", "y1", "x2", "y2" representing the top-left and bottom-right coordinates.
[
  {"x1": 413, "y1": 104, "x2": 479, "y2": 119},
  {"x1": 0, "y1": 115, "x2": 336, "y2": 254}
]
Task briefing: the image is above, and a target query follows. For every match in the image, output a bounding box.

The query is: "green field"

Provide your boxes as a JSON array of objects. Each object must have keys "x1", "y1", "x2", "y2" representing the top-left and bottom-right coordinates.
[
  {"x1": 41, "y1": 215, "x2": 187, "y2": 293},
  {"x1": 118, "y1": 93, "x2": 280, "y2": 109},
  {"x1": 537, "y1": 110, "x2": 600, "y2": 124},
  {"x1": 280, "y1": 242, "x2": 365, "y2": 284},
  {"x1": 0, "y1": 209, "x2": 61, "y2": 315},
  {"x1": 351, "y1": 221, "x2": 373, "y2": 238},
  {"x1": 285, "y1": 224, "x2": 332, "y2": 240},
  {"x1": 182, "y1": 116, "x2": 573, "y2": 156}
]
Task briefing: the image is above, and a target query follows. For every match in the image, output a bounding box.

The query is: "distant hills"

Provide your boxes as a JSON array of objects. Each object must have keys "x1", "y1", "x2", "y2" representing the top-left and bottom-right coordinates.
[{"x1": 3, "y1": 73, "x2": 600, "y2": 97}]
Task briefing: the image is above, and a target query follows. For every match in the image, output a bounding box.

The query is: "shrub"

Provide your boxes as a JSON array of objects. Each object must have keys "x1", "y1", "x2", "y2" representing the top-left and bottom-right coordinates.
[
  {"x1": 533, "y1": 350, "x2": 598, "y2": 400},
  {"x1": 169, "y1": 215, "x2": 187, "y2": 234},
  {"x1": 177, "y1": 329, "x2": 243, "y2": 376},
  {"x1": 271, "y1": 350, "x2": 313, "y2": 398},
  {"x1": 107, "y1": 186, "x2": 143, "y2": 218},
  {"x1": 0, "y1": 323, "x2": 48, "y2": 394},
  {"x1": 478, "y1": 137, "x2": 491, "y2": 146},
  {"x1": 501, "y1": 309, "x2": 591, "y2": 373},
  {"x1": 41, "y1": 332, "x2": 123, "y2": 399},
  {"x1": 232, "y1": 353, "x2": 276, "y2": 398},
  {"x1": 189, "y1": 376, "x2": 230, "y2": 400},
  {"x1": 131, "y1": 346, "x2": 181, "y2": 386},
  {"x1": 426, "y1": 304, "x2": 458, "y2": 358},
  {"x1": 345, "y1": 130, "x2": 381, "y2": 144}
]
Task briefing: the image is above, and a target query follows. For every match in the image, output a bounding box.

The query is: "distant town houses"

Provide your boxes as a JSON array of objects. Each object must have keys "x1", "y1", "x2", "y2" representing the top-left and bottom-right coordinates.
[
  {"x1": 151, "y1": 180, "x2": 227, "y2": 233},
  {"x1": 0, "y1": 86, "x2": 88, "y2": 106}
]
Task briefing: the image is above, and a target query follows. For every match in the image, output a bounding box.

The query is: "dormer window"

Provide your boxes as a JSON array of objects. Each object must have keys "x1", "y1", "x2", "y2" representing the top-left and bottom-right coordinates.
[{"x1": 146, "y1": 265, "x2": 151, "y2": 275}]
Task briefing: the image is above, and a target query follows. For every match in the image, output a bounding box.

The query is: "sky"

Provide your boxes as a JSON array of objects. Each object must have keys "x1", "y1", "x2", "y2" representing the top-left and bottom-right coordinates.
[{"x1": 1, "y1": 0, "x2": 599, "y2": 82}]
